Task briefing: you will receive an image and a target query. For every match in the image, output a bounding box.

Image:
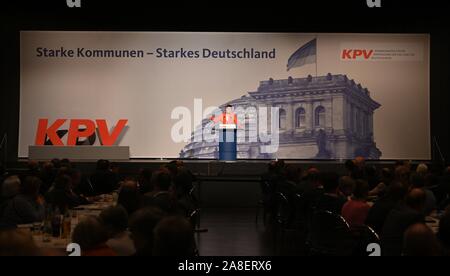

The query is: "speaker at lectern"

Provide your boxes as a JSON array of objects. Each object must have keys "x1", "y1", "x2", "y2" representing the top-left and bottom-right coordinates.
[{"x1": 218, "y1": 123, "x2": 237, "y2": 161}]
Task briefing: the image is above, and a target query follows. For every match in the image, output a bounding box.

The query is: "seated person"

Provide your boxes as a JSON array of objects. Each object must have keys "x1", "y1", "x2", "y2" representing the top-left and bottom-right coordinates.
[
  {"x1": 117, "y1": 180, "x2": 141, "y2": 216},
  {"x1": 45, "y1": 174, "x2": 85, "y2": 212},
  {"x1": 365, "y1": 181, "x2": 407, "y2": 234},
  {"x1": 402, "y1": 223, "x2": 440, "y2": 256},
  {"x1": 314, "y1": 172, "x2": 347, "y2": 215},
  {"x1": 438, "y1": 206, "x2": 450, "y2": 256},
  {"x1": 338, "y1": 176, "x2": 355, "y2": 200},
  {"x1": 381, "y1": 188, "x2": 426, "y2": 256},
  {"x1": 1, "y1": 176, "x2": 21, "y2": 207},
  {"x1": 153, "y1": 216, "x2": 196, "y2": 256},
  {"x1": 128, "y1": 207, "x2": 165, "y2": 256},
  {"x1": 173, "y1": 168, "x2": 196, "y2": 216},
  {"x1": 410, "y1": 173, "x2": 436, "y2": 215},
  {"x1": 341, "y1": 180, "x2": 371, "y2": 227},
  {"x1": 0, "y1": 228, "x2": 41, "y2": 256},
  {"x1": 369, "y1": 167, "x2": 393, "y2": 197},
  {"x1": 72, "y1": 216, "x2": 116, "y2": 256},
  {"x1": 99, "y1": 206, "x2": 136, "y2": 256},
  {"x1": 89, "y1": 159, "x2": 120, "y2": 195},
  {"x1": 142, "y1": 169, "x2": 176, "y2": 214},
  {"x1": 0, "y1": 176, "x2": 45, "y2": 226}
]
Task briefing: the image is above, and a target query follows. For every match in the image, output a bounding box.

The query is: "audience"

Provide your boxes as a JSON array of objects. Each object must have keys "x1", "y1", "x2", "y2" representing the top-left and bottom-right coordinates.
[
  {"x1": 0, "y1": 157, "x2": 449, "y2": 257},
  {"x1": 71, "y1": 216, "x2": 117, "y2": 256},
  {"x1": 142, "y1": 169, "x2": 176, "y2": 214},
  {"x1": 117, "y1": 180, "x2": 141, "y2": 216},
  {"x1": 314, "y1": 172, "x2": 347, "y2": 214},
  {"x1": 369, "y1": 167, "x2": 392, "y2": 197},
  {"x1": 402, "y1": 223, "x2": 440, "y2": 256},
  {"x1": 410, "y1": 173, "x2": 437, "y2": 215},
  {"x1": 341, "y1": 180, "x2": 371, "y2": 227},
  {"x1": 338, "y1": 176, "x2": 355, "y2": 199},
  {"x1": 99, "y1": 205, "x2": 136, "y2": 256},
  {"x1": 129, "y1": 207, "x2": 165, "y2": 256},
  {"x1": 89, "y1": 159, "x2": 120, "y2": 195},
  {"x1": 381, "y1": 188, "x2": 426, "y2": 256},
  {"x1": 438, "y1": 207, "x2": 450, "y2": 255},
  {"x1": 365, "y1": 181, "x2": 407, "y2": 234},
  {"x1": 45, "y1": 174, "x2": 86, "y2": 212},
  {"x1": 0, "y1": 176, "x2": 45, "y2": 226},
  {"x1": 0, "y1": 228, "x2": 41, "y2": 256},
  {"x1": 1, "y1": 176, "x2": 21, "y2": 206},
  {"x1": 153, "y1": 216, "x2": 196, "y2": 256}
]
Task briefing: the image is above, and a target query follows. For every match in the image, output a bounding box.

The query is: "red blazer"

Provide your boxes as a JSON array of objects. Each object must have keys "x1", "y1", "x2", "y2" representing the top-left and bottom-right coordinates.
[{"x1": 210, "y1": 113, "x2": 237, "y2": 124}]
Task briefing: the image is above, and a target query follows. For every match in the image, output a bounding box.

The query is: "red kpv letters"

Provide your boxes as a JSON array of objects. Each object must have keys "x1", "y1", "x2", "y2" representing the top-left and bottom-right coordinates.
[
  {"x1": 35, "y1": 119, "x2": 128, "y2": 146},
  {"x1": 342, "y1": 49, "x2": 374, "y2": 60}
]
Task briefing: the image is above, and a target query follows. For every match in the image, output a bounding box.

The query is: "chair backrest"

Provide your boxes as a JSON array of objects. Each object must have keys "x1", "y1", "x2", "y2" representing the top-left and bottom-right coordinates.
[
  {"x1": 188, "y1": 184, "x2": 199, "y2": 208},
  {"x1": 292, "y1": 193, "x2": 307, "y2": 227},
  {"x1": 307, "y1": 211, "x2": 355, "y2": 255},
  {"x1": 350, "y1": 224, "x2": 380, "y2": 256},
  {"x1": 188, "y1": 208, "x2": 200, "y2": 229},
  {"x1": 274, "y1": 192, "x2": 290, "y2": 226}
]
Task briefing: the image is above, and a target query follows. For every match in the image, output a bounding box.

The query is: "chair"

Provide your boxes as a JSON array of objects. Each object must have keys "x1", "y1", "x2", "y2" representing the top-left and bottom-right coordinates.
[
  {"x1": 272, "y1": 192, "x2": 294, "y2": 254},
  {"x1": 306, "y1": 211, "x2": 355, "y2": 256},
  {"x1": 350, "y1": 225, "x2": 380, "y2": 256},
  {"x1": 255, "y1": 179, "x2": 273, "y2": 225}
]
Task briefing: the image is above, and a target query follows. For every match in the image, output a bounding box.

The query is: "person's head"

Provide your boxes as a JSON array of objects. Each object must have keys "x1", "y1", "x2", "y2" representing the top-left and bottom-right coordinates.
[
  {"x1": 353, "y1": 180, "x2": 369, "y2": 201},
  {"x1": 54, "y1": 174, "x2": 72, "y2": 191},
  {"x1": 69, "y1": 168, "x2": 82, "y2": 188},
  {"x1": 151, "y1": 169, "x2": 172, "y2": 192},
  {"x1": 354, "y1": 156, "x2": 365, "y2": 169},
  {"x1": 410, "y1": 173, "x2": 425, "y2": 188},
  {"x1": 225, "y1": 104, "x2": 233, "y2": 114},
  {"x1": 395, "y1": 165, "x2": 410, "y2": 186},
  {"x1": 403, "y1": 223, "x2": 440, "y2": 256},
  {"x1": 138, "y1": 168, "x2": 154, "y2": 194},
  {"x1": 438, "y1": 207, "x2": 450, "y2": 250},
  {"x1": 96, "y1": 159, "x2": 110, "y2": 171},
  {"x1": 174, "y1": 168, "x2": 193, "y2": 197},
  {"x1": 20, "y1": 176, "x2": 42, "y2": 198},
  {"x1": 416, "y1": 163, "x2": 428, "y2": 176},
  {"x1": 319, "y1": 172, "x2": 340, "y2": 194},
  {"x1": 60, "y1": 158, "x2": 71, "y2": 169},
  {"x1": 165, "y1": 161, "x2": 179, "y2": 177},
  {"x1": 110, "y1": 162, "x2": 120, "y2": 174},
  {"x1": 285, "y1": 165, "x2": 301, "y2": 183},
  {"x1": 344, "y1": 159, "x2": 355, "y2": 174},
  {"x1": 72, "y1": 216, "x2": 109, "y2": 251},
  {"x1": 1, "y1": 176, "x2": 21, "y2": 198},
  {"x1": 117, "y1": 180, "x2": 140, "y2": 215},
  {"x1": 380, "y1": 167, "x2": 393, "y2": 185},
  {"x1": 42, "y1": 161, "x2": 55, "y2": 173},
  {"x1": 51, "y1": 158, "x2": 61, "y2": 169},
  {"x1": 405, "y1": 188, "x2": 426, "y2": 212},
  {"x1": 338, "y1": 176, "x2": 355, "y2": 197},
  {"x1": 99, "y1": 205, "x2": 129, "y2": 238},
  {"x1": 153, "y1": 216, "x2": 196, "y2": 256},
  {"x1": 386, "y1": 181, "x2": 408, "y2": 202},
  {"x1": 27, "y1": 160, "x2": 39, "y2": 172},
  {"x1": 129, "y1": 207, "x2": 165, "y2": 254},
  {"x1": 0, "y1": 229, "x2": 41, "y2": 256}
]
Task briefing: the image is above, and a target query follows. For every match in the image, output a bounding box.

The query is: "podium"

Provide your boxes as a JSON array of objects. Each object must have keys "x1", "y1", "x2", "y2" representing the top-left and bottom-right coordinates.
[{"x1": 218, "y1": 124, "x2": 237, "y2": 161}]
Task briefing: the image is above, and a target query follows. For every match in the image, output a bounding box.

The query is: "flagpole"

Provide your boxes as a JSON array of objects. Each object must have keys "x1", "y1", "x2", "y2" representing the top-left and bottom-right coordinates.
[{"x1": 315, "y1": 35, "x2": 318, "y2": 77}]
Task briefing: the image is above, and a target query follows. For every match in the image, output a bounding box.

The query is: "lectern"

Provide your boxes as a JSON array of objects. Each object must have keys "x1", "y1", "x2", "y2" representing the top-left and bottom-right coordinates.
[{"x1": 218, "y1": 123, "x2": 237, "y2": 161}]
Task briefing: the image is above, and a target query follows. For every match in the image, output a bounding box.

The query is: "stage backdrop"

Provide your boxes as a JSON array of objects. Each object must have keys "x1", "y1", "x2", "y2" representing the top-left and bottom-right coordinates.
[{"x1": 19, "y1": 31, "x2": 430, "y2": 160}]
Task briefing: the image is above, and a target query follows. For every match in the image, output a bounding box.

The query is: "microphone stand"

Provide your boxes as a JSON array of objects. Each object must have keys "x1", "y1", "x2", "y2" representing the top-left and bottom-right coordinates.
[
  {"x1": 433, "y1": 136, "x2": 446, "y2": 165},
  {"x1": 0, "y1": 133, "x2": 7, "y2": 171}
]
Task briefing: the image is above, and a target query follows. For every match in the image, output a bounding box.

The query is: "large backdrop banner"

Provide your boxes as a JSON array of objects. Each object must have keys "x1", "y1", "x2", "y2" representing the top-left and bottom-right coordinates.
[{"x1": 19, "y1": 31, "x2": 430, "y2": 160}]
